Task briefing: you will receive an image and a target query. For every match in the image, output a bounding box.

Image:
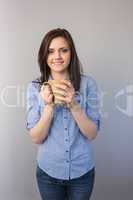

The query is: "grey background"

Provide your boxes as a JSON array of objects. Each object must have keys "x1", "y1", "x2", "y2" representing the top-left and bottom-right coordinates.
[{"x1": 0, "y1": 0, "x2": 133, "y2": 199}]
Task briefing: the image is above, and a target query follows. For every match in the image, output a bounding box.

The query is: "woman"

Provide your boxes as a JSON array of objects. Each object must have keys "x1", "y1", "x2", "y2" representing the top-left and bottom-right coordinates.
[{"x1": 26, "y1": 28, "x2": 100, "y2": 200}]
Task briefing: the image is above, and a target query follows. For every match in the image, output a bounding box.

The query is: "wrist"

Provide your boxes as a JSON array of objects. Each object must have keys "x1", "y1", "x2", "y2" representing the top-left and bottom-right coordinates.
[
  {"x1": 42, "y1": 103, "x2": 54, "y2": 118},
  {"x1": 67, "y1": 99, "x2": 79, "y2": 110},
  {"x1": 43, "y1": 99, "x2": 55, "y2": 108},
  {"x1": 45, "y1": 103, "x2": 55, "y2": 111}
]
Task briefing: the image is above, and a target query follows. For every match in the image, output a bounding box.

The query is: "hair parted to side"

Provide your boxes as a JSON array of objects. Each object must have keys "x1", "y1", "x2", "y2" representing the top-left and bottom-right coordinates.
[{"x1": 38, "y1": 28, "x2": 83, "y2": 91}]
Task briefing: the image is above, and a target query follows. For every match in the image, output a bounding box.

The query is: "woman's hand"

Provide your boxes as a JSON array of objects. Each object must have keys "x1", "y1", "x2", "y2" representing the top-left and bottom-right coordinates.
[
  {"x1": 40, "y1": 83, "x2": 54, "y2": 105},
  {"x1": 53, "y1": 80, "x2": 75, "y2": 104}
]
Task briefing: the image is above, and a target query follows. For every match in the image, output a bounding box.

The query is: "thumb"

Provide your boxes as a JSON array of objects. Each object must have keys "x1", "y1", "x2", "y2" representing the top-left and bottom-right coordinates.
[{"x1": 48, "y1": 94, "x2": 54, "y2": 102}]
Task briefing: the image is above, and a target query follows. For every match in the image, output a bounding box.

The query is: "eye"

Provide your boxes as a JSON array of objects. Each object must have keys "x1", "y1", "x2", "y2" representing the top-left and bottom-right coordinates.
[
  {"x1": 61, "y1": 48, "x2": 70, "y2": 53},
  {"x1": 48, "y1": 49, "x2": 54, "y2": 54}
]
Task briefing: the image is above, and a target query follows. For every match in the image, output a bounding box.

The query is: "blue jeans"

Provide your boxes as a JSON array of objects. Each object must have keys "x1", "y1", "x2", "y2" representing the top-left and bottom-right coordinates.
[{"x1": 36, "y1": 165, "x2": 95, "y2": 200}]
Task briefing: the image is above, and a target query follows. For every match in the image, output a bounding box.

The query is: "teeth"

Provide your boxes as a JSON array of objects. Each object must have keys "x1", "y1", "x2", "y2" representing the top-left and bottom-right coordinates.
[{"x1": 52, "y1": 63, "x2": 61, "y2": 66}]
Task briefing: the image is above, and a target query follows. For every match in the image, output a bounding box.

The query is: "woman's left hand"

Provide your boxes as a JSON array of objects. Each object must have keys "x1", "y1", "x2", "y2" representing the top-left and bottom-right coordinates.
[{"x1": 53, "y1": 80, "x2": 75, "y2": 104}]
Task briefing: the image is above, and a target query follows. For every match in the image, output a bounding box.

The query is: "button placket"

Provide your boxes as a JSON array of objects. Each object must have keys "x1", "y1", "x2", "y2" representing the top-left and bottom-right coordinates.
[{"x1": 63, "y1": 108, "x2": 70, "y2": 164}]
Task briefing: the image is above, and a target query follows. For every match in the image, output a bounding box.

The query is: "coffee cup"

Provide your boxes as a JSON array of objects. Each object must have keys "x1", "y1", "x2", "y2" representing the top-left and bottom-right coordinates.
[{"x1": 43, "y1": 80, "x2": 66, "y2": 105}]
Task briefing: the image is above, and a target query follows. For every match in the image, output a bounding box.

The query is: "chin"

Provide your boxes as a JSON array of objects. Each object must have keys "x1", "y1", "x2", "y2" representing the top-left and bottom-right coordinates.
[{"x1": 51, "y1": 67, "x2": 68, "y2": 73}]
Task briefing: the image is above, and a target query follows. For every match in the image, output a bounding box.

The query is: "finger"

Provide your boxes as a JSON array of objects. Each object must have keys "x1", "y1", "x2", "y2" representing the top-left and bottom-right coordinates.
[
  {"x1": 42, "y1": 84, "x2": 53, "y2": 93},
  {"x1": 53, "y1": 83, "x2": 68, "y2": 91},
  {"x1": 48, "y1": 94, "x2": 54, "y2": 101},
  {"x1": 53, "y1": 89, "x2": 67, "y2": 97},
  {"x1": 55, "y1": 95, "x2": 72, "y2": 104},
  {"x1": 60, "y1": 80, "x2": 72, "y2": 88},
  {"x1": 41, "y1": 84, "x2": 47, "y2": 90},
  {"x1": 41, "y1": 85, "x2": 45, "y2": 91},
  {"x1": 55, "y1": 95, "x2": 66, "y2": 102}
]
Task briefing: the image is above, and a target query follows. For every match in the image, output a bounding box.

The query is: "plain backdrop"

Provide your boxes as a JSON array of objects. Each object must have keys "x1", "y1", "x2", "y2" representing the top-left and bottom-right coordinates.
[{"x1": 0, "y1": 0, "x2": 133, "y2": 199}]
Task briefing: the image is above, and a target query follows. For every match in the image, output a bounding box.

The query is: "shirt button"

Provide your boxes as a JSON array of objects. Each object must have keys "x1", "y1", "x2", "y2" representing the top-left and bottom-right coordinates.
[
  {"x1": 65, "y1": 139, "x2": 68, "y2": 142},
  {"x1": 66, "y1": 160, "x2": 69, "y2": 163},
  {"x1": 65, "y1": 128, "x2": 67, "y2": 130},
  {"x1": 66, "y1": 150, "x2": 69, "y2": 152}
]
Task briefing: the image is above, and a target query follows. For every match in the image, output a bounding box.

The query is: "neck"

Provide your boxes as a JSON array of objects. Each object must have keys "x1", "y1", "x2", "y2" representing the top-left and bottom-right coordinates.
[{"x1": 51, "y1": 71, "x2": 70, "y2": 80}]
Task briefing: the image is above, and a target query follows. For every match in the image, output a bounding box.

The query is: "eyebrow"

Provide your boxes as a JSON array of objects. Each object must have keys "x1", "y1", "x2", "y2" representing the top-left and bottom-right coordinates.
[{"x1": 48, "y1": 47, "x2": 69, "y2": 50}]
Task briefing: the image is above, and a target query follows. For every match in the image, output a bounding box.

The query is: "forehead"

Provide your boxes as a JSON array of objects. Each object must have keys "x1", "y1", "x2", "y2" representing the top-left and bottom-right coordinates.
[{"x1": 49, "y1": 37, "x2": 69, "y2": 48}]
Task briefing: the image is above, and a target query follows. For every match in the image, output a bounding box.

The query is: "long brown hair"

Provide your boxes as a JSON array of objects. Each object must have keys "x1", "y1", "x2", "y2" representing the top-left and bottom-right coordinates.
[{"x1": 38, "y1": 28, "x2": 83, "y2": 91}]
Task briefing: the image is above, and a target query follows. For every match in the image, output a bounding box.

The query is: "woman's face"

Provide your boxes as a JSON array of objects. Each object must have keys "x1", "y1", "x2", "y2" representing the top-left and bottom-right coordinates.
[{"x1": 47, "y1": 37, "x2": 71, "y2": 74}]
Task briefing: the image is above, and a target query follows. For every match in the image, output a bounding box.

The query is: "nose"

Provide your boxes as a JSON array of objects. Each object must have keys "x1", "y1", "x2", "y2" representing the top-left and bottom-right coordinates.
[{"x1": 54, "y1": 50, "x2": 61, "y2": 59}]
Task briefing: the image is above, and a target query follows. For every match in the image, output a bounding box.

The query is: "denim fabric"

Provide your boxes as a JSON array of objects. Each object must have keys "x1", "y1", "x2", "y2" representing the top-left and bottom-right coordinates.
[
  {"x1": 26, "y1": 74, "x2": 101, "y2": 180},
  {"x1": 36, "y1": 165, "x2": 95, "y2": 200}
]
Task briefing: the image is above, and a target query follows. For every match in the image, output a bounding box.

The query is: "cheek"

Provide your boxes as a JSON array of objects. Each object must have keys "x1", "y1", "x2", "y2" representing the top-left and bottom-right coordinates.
[
  {"x1": 65, "y1": 53, "x2": 71, "y2": 63},
  {"x1": 47, "y1": 56, "x2": 51, "y2": 64}
]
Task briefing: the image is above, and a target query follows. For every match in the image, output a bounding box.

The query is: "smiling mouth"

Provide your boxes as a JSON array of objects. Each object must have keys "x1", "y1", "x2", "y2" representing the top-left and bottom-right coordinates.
[{"x1": 52, "y1": 62, "x2": 64, "y2": 65}]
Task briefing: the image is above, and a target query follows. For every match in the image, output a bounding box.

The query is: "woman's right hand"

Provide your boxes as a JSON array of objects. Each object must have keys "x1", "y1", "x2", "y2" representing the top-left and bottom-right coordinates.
[{"x1": 40, "y1": 84, "x2": 54, "y2": 105}]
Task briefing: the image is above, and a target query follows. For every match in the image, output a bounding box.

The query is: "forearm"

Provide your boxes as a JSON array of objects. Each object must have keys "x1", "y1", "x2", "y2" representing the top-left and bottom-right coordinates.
[
  {"x1": 29, "y1": 104, "x2": 54, "y2": 144},
  {"x1": 69, "y1": 100, "x2": 97, "y2": 140}
]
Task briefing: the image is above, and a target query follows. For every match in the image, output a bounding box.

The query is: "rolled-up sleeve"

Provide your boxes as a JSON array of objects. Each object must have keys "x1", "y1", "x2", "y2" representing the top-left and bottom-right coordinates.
[
  {"x1": 86, "y1": 77, "x2": 101, "y2": 131},
  {"x1": 26, "y1": 82, "x2": 41, "y2": 130}
]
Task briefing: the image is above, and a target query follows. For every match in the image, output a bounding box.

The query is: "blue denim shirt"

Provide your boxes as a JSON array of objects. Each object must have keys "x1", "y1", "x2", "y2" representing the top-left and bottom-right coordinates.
[{"x1": 26, "y1": 74, "x2": 100, "y2": 180}]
